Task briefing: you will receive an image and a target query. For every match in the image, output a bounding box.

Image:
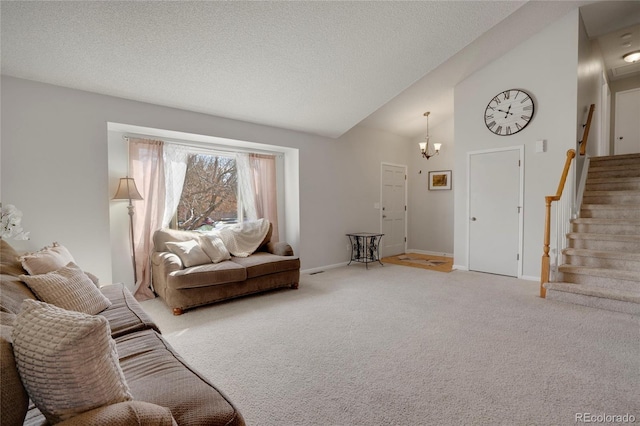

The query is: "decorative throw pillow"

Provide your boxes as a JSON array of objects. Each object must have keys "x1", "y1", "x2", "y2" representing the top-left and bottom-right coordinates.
[
  {"x1": 166, "y1": 239, "x2": 212, "y2": 268},
  {"x1": 199, "y1": 235, "x2": 231, "y2": 263},
  {"x1": 12, "y1": 300, "x2": 132, "y2": 424},
  {"x1": 19, "y1": 262, "x2": 111, "y2": 315},
  {"x1": 19, "y1": 242, "x2": 100, "y2": 286},
  {"x1": 0, "y1": 239, "x2": 27, "y2": 276}
]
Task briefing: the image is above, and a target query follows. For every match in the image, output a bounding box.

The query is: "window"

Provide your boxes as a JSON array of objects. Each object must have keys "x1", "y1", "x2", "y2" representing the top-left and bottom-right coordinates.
[{"x1": 175, "y1": 153, "x2": 238, "y2": 231}]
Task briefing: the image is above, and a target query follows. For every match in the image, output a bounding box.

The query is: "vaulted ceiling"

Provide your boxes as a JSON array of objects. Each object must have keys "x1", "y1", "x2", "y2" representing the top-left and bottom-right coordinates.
[{"x1": 2, "y1": 1, "x2": 637, "y2": 139}]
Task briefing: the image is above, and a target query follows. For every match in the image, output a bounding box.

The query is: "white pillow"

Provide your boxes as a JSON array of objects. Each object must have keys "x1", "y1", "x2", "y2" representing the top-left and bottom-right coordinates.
[
  {"x1": 19, "y1": 242, "x2": 100, "y2": 286},
  {"x1": 166, "y1": 239, "x2": 211, "y2": 267},
  {"x1": 12, "y1": 300, "x2": 132, "y2": 424},
  {"x1": 19, "y1": 262, "x2": 111, "y2": 315},
  {"x1": 199, "y1": 235, "x2": 231, "y2": 263}
]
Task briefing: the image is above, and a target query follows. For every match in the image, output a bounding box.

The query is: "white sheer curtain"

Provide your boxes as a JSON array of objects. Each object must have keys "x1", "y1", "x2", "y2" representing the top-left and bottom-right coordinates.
[
  {"x1": 236, "y1": 153, "x2": 279, "y2": 242},
  {"x1": 162, "y1": 144, "x2": 189, "y2": 227},
  {"x1": 236, "y1": 153, "x2": 257, "y2": 221}
]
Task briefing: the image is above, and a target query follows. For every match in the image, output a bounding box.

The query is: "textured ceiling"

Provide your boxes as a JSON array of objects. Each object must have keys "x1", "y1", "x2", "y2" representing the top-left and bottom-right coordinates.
[
  {"x1": 2, "y1": 1, "x2": 631, "y2": 140},
  {"x1": 1, "y1": 1, "x2": 526, "y2": 138}
]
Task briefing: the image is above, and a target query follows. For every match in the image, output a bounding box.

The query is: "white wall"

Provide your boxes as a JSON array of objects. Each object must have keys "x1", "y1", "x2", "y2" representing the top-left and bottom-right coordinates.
[
  {"x1": 453, "y1": 9, "x2": 581, "y2": 280},
  {"x1": 1, "y1": 76, "x2": 413, "y2": 286},
  {"x1": 407, "y1": 116, "x2": 455, "y2": 256},
  {"x1": 575, "y1": 12, "x2": 606, "y2": 186}
]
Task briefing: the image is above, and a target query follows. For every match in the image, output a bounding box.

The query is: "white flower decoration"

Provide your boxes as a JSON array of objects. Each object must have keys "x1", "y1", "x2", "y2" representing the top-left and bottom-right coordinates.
[{"x1": 1, "y1": 204, "x2": 30, "y2": 240}]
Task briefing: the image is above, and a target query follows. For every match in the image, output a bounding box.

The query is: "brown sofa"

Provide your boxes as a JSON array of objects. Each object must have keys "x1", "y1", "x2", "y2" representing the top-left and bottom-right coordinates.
[
  {"x1": 1, "y1": 243, "x2": 245, "y2": 426},
  {"x1": 151, "y1": 227, "x2": 300, "y2": 315}
]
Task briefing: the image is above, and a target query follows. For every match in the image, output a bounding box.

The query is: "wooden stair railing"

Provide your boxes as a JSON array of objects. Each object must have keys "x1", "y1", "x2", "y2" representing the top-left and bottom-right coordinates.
[
  {"x1": 540, "y1": 149, "x2": 576, "y2": 298},
  {"x1": 579, "y1": 104, "x2": 595, "y2": 156},
  {"x1": 540, "y1": 104, "x2": 594, "y2": 298}
]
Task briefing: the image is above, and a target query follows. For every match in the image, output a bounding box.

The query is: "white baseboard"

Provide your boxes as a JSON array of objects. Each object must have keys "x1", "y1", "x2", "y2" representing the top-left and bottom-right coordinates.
[
  {"x1": 453, "y1": 264, "x2": 468, "y2": 271},
  {"x1": 406, "y1": 249, "x2": 454, "y2": 258},
  {"x1": 302, "y1": 262, "x2": 349, "y2": 275},
  {"x1": 520, "y1": 275, "x2": 539, "y2": 282}
]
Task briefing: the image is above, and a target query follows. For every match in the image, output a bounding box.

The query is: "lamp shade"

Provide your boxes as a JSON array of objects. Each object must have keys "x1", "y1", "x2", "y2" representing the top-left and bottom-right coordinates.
[{"x1": 112, "y1": 177, "x2": 143, "y2": 201}]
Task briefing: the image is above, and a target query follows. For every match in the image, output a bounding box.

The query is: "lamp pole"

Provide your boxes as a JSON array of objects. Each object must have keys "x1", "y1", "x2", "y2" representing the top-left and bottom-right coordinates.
[{"x1": 127, "y1": 200, "x2": 138, "y2": 284}]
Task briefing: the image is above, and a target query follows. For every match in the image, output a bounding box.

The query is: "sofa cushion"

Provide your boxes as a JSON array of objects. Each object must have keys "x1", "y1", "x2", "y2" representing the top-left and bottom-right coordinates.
[
  {"x1": 166, "y1": 239, "x2": 212, "y2": 268},
  {"x1": 200, "y1": 234, "x2": 232, "y2": 263},
  {"x1": 54, "y1": 401, "x2": 177, "y2": 426},
  {"x1": 19, "y1": 262, "x2": 111, "y2": 315},
  {"x1": 12, "y1": 300, "x2": 132, "y2": 424},
  {"x1": 0, "y1": 274, "x2": 37, "y2": 314},
  {"x1": 116, "y1": 329, "x2": 244, "y2": 426},
  {"x1": 230, "y1": 252, "x2": 301, "y2": 279},
  {"x1": 1, "y1": 313, "x2": 29, "y2": 426},
  {"x1": 0, "y1": 240, "x2": 27, "y2": 276},
  {"x1": 99, "y1": 284, "x2": 160, "y2": 338},
  {"x1": 169, "y1": 261, "x2": 247, "y2": 290}
]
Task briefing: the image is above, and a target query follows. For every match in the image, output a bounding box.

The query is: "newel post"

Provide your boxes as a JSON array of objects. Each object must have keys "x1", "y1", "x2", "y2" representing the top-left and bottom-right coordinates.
[{"x1": 540, "y1": 196, "x2": 553, "y2": 298}]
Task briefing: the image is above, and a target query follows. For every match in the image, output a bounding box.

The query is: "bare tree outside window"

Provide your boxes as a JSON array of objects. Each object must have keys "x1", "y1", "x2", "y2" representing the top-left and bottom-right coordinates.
[{"x1": 176, "y1": 154, "x2": 238, "y2": 230}]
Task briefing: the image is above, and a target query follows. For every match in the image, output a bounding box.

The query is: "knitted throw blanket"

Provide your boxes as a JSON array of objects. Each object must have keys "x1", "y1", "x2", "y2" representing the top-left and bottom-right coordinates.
[{"x1": 216, "y1": 219, "x2": 270, "y2": 257}]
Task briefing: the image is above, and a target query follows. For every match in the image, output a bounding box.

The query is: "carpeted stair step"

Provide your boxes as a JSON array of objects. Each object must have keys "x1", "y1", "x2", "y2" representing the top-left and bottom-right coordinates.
[
  {"x1": 547, "y1": 153, "x2": 640, "y2": 315},
  {"x1": 587, "y1": 163, "x2": 640, "y2": 179},
  {"x1": 579, "y1": 204, "x2": 640, "y2": 220},
  {"x1": 570, "y1": 218, "x2": 640, "y2": 235},
  {"x1": 585, "y1": 176, "x2": 640, "y2": 191},
  {"x1": 566, "y1": 232, "x2": 640, "y2": 251},
  {"x1": 562, "y1": 248, "x2": 640, "y2": 271},
  {"x1": 589, "y1": 153, "x2": 640, "y2": 167},
  {"x1": 544, "y1": 282, "x2": 640, "y2": 315},
  {"x1": 558, "y1": 265, "x2": 640, "y2": 292},
  {"x1": 582, "y1": 190, "x2": 640, "y2": 204}
]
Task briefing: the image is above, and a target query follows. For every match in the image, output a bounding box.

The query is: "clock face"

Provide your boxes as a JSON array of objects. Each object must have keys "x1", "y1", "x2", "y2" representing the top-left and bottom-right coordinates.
[{"x1": 484, "y1": 89, "x2": 534, "y2": 136}]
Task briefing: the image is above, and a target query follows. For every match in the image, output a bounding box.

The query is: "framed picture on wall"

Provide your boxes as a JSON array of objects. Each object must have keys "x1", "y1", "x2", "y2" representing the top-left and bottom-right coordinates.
[{"x1": 428, "y1": 170, "x2": 452, "y2": 190}]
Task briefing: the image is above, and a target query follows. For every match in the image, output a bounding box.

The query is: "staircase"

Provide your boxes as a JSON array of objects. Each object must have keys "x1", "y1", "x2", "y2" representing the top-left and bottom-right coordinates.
[{"x1": 544, "y1": 153, "x2": 640, "y2": 315}]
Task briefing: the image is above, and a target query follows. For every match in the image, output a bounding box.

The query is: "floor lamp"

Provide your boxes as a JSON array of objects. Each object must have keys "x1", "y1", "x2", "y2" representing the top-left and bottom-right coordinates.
[{"x1": 113, "y1": 177, "x2": 143, "y2": 284}]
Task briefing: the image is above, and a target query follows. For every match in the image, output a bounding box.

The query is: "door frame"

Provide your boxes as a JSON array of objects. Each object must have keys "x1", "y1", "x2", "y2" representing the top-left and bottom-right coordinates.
[
  {"x1": 599, "y1": 72, "x2": 611, "y2": 156},
  {"x1": 380, "y1": 162, "x2": 408, "y2": 256},
  {"x1": 466, "y1": 146, "x2": 524, "y2": 278}
]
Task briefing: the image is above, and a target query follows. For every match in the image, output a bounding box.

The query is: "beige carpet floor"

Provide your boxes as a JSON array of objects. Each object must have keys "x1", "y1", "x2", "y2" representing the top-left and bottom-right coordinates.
[
  {"x1": 382, "y1": 253, "x2": 453, "y2": 272},
  {"x1": 142, "y1": 265, "x2": 640, "y2": 426}
]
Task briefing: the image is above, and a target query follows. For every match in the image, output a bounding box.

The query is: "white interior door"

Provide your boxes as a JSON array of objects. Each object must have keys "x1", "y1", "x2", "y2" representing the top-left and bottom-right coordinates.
[
  {"x1": 614, "y1": 88, "x2": 640, "y2": 155},
  {"x1": 380, "y1": 163, "x2": 407, "y2": 258},
  {"x1": 468, "y1": 148, "x2": 522, "y2": 277}
]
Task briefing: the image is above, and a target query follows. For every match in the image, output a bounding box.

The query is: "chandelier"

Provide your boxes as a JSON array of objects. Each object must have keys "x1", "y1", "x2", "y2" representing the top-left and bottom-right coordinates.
[{"x1": 419, "y1": 111, "x2": 441, "y2": 160}]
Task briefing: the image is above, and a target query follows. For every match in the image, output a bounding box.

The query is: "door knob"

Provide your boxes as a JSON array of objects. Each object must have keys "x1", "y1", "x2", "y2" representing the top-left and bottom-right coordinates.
[{"x1": 470, "y1": 217, "x2": 477, "y2": 221}]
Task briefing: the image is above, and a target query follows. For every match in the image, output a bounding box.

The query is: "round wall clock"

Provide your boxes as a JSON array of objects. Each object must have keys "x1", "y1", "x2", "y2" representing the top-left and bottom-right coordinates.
[{"x1": 484, "y1": 89, "x2": 535, "y2": 136}]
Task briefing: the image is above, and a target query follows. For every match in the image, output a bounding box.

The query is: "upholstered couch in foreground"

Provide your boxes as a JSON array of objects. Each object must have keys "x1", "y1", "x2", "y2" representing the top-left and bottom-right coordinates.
[
  {"x1": 0, "y1": 241, "x2": 245, "y2": 426},
  {"x1": 151, "y1": 220, "x2": 300, "y2": 315}
]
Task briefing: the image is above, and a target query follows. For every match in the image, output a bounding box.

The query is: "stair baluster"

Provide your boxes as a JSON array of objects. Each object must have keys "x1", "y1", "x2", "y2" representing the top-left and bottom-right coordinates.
[{"x1": 541, "y1": 149, "x2": 576, "y2": 298}]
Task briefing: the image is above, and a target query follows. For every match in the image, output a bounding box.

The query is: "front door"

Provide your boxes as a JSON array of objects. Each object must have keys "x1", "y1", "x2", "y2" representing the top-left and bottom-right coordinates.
[
  {"x1": 380, "y1": 163, "x2": 407, "y2": 258},
  {"x1": 468, "y1": 148, "x2": 522, "y2": 277}
]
